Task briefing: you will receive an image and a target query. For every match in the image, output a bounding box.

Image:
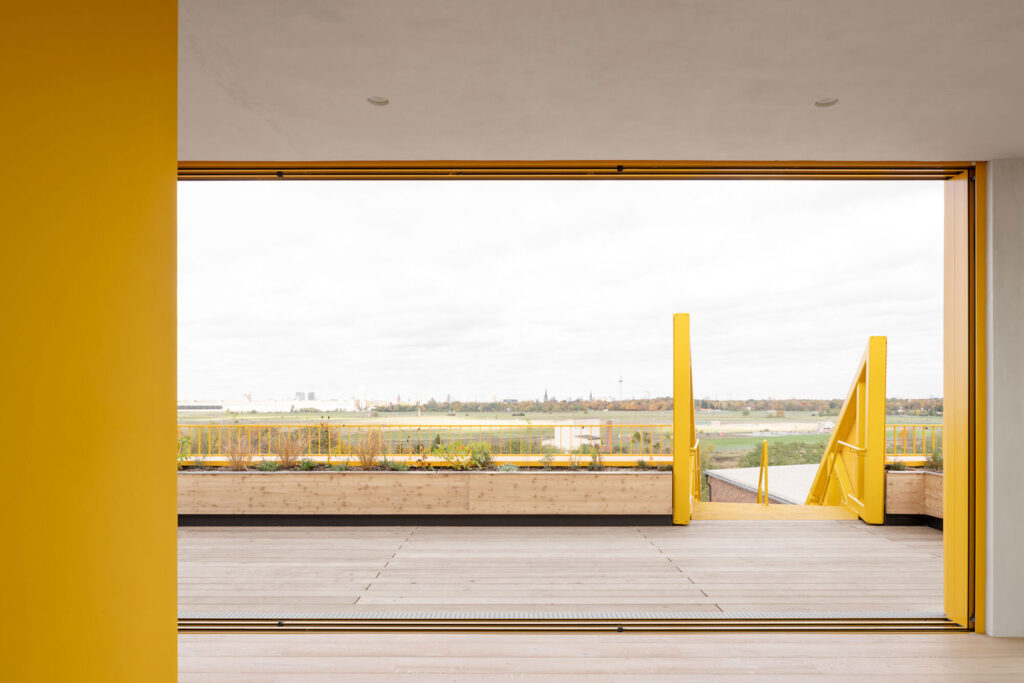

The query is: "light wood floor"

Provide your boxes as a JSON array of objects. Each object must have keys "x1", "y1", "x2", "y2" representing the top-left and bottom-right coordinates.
[
  {"x1": 179, "y1": 521, "x2": 942, "y2": 615},
  {"x1": 178, "y1": 632, "x2": 1024, "y2": 681}
]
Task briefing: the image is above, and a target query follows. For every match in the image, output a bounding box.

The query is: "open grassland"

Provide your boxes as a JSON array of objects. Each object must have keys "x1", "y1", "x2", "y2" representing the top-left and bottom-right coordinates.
[{"x1": 703, "y1": 433, "x2": 829, "y2": 449}]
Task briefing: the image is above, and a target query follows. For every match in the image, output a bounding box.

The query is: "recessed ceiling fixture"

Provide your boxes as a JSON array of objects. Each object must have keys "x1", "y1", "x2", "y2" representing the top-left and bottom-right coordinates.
[
  {"x1": 814, "y1": 97, "x2": 839, "y2": 108},
  {"x1": 367, "y1": 96, "x2": 389, "y2": 106}
]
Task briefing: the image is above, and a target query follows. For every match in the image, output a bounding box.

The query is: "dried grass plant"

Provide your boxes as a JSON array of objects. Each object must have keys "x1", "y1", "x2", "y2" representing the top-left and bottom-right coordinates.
[
  {"x1": 356, "y1": 428, "x2": 385, "y2": 469},
  {"x1": 224, "y1": 435, "x2": 253, "y2": 471},
  {"x1": 275, "y1": 430, "x2": 307, "y2": 469}
]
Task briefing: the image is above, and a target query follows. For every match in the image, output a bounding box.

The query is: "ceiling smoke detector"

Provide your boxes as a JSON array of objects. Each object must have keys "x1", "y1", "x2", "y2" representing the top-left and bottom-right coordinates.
[
  {"x1": 367, "y1": 96, "x2": 390, "y2": 106},
  {"x1": 814, "y1": 97, "x2": 840, "y2": 108}
]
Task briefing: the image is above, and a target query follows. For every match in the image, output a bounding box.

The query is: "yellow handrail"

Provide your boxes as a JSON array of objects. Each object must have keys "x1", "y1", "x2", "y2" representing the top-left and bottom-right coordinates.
[{"x1": 755, "y1": 440, "x2": 769, "y2": 505}]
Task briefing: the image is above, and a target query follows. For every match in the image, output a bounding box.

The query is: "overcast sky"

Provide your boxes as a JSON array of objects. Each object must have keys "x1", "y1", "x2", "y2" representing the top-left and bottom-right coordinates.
[{"x1": 178, "y1": 180, "x2": 943, "y2": 402}]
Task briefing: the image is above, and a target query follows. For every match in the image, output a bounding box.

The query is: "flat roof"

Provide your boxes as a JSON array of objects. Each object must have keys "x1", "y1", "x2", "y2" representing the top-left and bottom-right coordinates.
[{"x1": 704, "y1": 463, "x2": 819, "y2": 505}]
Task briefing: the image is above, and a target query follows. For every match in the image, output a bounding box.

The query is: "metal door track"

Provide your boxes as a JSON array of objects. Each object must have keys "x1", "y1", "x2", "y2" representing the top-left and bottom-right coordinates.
[{"x1": 179, "y1": 610, "x2": 965, "y2": 634}]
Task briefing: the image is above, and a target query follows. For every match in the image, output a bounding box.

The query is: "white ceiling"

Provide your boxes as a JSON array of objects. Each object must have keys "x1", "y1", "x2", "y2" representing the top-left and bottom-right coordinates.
[{"x1": 179, "y1": 0, "x2": 1024, "y2": 161}]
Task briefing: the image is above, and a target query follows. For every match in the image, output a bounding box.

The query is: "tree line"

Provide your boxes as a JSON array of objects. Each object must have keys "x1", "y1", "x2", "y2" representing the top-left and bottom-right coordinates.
[{"x1": 374, "y1": 396, "x2": 942, "y2": 415}]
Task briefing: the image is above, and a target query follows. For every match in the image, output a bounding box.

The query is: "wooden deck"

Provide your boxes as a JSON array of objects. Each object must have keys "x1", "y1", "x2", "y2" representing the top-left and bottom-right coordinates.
[
  {"x1": 179, "y1": 520, "x2": 942, "y2": 615},
  {"x1": 179, "y1": 632, "x2": 1024, "y2": 681}
]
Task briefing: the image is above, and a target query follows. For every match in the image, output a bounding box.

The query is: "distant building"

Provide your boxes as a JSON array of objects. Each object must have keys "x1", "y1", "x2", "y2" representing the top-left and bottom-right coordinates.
[
  {"x1": 307, "y1": 391, "x2": 315, "y2": 400},
  {"x1": 816, "y1": 420, "x2": 836, "y2": 433},
  {"x1": 294, "y1": 392, "x2": 306, "y2": 401},
  {"x1": 177, "y1": 402, "x2": 224, "y2": 411},
  {"x1": 542, "y1": 419, "x2": 611, "y2": 453},
  {"x1": 195, "y1": 397, "x2": 360, "y2": 413}
]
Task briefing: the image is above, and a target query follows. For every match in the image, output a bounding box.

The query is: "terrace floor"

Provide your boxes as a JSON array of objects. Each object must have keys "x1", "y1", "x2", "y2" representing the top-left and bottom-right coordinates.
[
  {"x1": 178, "y1": 632, "x2": 1024, "y2": 681},
  {"x1": 178, "y1": 520, "x2": 943, "y2": 615}
]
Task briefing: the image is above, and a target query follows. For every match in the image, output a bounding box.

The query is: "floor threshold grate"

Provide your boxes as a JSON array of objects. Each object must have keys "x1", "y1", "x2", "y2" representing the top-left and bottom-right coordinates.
[{"x1": 179, "y1": 610, "x2": 964, "y2": 633}]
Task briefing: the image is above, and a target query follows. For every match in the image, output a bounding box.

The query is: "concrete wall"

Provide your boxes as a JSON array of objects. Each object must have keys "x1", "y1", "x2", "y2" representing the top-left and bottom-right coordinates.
[
  {"x1": 987, "y1": 159, "x2": 1024, "y2": 637},
  {"x1": 0, "y1": 3, "x2": 177, "y2": 679},
  {"x1": 707, "y1": 476, "x2": 787, "y2": 505}
]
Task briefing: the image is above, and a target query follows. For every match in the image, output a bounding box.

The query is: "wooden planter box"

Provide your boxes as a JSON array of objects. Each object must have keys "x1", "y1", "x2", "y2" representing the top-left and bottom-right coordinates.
[
  {"x1": 178, "y1": 471, "x2": 672, "y2": 516},
  {"x1": 885, "y1": 470, "x2": 943, "y2": 518}
]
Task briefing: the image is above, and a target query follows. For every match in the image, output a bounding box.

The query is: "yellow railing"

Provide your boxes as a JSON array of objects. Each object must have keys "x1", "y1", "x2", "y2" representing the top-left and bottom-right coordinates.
[
  {"x1": 886, "y1": 423, "x2": 942, "y2": 466},
  {"x1": 690, "y1": 439, "x2": 701, "y2": 502},
  {"x1": 176, "y1": 418, "x2": 940, "y2": 476},
  {"x1": 805, "y1": 336, "x2": 887, "y2": 524},
  {"x1": 176, "y1": 422, "x2": 673, "y2": 468}
]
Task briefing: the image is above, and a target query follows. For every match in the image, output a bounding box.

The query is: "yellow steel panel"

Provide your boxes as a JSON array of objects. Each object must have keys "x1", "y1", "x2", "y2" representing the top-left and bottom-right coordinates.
[
  {"x1": 805, "y1": 337, "x2": 886, "y2": 524},
  {"x1": 863, "y1": 336, "x2": 888, "y2": 524},
  {"x1": 0, "y1": 2, "x2": 177, "y2": 680},
  {"x1": 672, "y1": 313, "x2": 693, "y2": 525}
]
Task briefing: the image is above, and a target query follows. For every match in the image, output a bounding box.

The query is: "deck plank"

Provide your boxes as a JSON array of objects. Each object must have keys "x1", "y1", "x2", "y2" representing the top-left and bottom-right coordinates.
[
  {"x1": 178, "y1": 520, "x2": 943, "y2": 615},
  {"x1": 178, "y1": 633, "x2": 1024, "y2": 681}
]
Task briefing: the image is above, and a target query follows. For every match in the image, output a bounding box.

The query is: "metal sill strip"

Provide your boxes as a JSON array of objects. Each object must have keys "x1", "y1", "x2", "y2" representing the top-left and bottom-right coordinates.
[{"x1": 178, "y1": 611, "x2": 965, "y2": 634}]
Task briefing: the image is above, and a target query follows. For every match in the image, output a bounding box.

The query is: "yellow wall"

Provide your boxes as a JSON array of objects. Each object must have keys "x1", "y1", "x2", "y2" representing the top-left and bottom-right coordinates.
[{"x1": 0, "y1": 2, "x2": 176, "y2": 680}]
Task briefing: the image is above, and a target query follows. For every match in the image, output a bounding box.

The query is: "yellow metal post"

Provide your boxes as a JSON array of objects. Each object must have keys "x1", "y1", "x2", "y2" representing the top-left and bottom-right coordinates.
[
  {"x1": 860, "y1": 336, "x2": 888, "y2": 523},
  {"x1": 672, "y1": 314, "x2": 694, "y2": 524},
  {"x1": 756, "y1": 440, "x2": 769, "y2": 505}
]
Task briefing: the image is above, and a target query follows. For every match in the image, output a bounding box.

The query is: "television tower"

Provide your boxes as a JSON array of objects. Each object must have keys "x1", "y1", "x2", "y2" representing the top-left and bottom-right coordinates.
[{"x1": 618, "y1": 375, "x2": 623, "y2": 401}]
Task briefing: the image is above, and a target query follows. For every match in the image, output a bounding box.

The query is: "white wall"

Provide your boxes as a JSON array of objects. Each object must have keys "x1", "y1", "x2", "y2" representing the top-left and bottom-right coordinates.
[{"x1": 986, "y1": 159, "x2": 1024, "y2": 636}]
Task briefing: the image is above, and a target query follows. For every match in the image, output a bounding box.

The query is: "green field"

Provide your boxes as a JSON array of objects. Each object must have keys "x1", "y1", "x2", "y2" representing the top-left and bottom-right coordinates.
[
  {"x1": 699, "y1": 435, "x2": 827, "y2": 468},
  {"x1": 702, "y1": 432, "x2": 829, "y2": 452}
]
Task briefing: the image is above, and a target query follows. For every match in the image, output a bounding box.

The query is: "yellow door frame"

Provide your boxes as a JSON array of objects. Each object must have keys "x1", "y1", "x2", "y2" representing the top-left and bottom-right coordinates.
[{"x1": 178, "y1": 159, "x2": 986, "y2": 630}]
